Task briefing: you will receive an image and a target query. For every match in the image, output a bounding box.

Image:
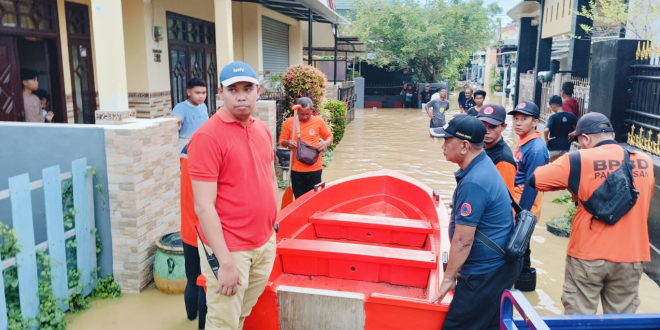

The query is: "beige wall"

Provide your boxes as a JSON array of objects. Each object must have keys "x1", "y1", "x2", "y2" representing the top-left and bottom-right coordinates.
[
  {"x1": 541, "y1": 0, "x2": 572, "y2": 38},
  {"x1": 141, "y1": 0, "x2": 215, "y2": 94},
  {"x1": 302, "y1": 21, "x2": 335, "y2": 49}
]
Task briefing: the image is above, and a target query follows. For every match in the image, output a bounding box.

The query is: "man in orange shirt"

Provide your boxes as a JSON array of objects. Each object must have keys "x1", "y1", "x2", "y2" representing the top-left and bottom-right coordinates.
[
  {"x1": 477, "y1": 103, "x2": 516, "y2": 194},
  {"x1": 531, "y1": 113, "x2": 654, "y2": 315},
  {"x1": 279, "y1": 97, "x2": 333, "y2": 198}
]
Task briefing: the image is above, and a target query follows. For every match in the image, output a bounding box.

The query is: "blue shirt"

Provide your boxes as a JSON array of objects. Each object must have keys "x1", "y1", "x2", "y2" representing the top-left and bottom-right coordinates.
[
  {"x1": 450, "y1": 152, "x2": 514, "y2": 275},
  {"x1": 514, "y1": 134, "x2": 549, "y2": 210},
  {"x1": 171, "y1": 101, "x2": 209, "y2": 153},
  {"x1": 546, "y1": 112, "x2": 578, "y2": 151}
]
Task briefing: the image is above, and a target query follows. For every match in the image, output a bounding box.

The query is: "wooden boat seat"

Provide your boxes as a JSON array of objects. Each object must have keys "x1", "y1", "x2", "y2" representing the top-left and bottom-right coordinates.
[
  {"x1": 278, "y1": 238, "x2": 436, "y2": 287},
  {"x1": 309, "y1": 211, "x2": 432, "y2": 247}
]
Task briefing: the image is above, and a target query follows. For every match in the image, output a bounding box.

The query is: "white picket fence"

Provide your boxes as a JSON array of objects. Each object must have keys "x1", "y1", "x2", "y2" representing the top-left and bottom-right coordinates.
[{"x1": 0, "y1": 158, "x2": 97, "y2": 329}]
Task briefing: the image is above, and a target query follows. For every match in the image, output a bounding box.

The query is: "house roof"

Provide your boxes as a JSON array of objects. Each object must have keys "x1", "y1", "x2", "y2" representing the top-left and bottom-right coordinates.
[
  {"x1": 236, "y1": 0, "x2": 349, "y2": 24},
  {"x1": 507, "y1": 0, "x2": 540, "y2": 22}
]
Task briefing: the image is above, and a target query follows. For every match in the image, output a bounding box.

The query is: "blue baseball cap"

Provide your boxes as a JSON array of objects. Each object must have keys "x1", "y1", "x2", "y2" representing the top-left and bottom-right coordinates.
[{"x1": 219, "y1": 61, "x2": 260, "y2": 87}]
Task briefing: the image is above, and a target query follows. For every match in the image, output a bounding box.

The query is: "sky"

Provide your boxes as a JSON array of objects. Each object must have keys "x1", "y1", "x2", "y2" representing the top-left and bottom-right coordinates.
[{"x1": 483, "y1": 0, "x2": 519, "y2": 25}]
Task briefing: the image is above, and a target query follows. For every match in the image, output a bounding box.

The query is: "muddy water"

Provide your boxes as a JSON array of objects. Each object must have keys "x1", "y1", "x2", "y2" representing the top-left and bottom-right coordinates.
[{"x1": 67, "y1": 107, "x2": 660, "y2": 329}]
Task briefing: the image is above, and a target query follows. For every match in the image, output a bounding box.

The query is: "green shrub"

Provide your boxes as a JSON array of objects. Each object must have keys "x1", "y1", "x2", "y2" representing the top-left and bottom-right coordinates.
[
  {"x1": 549, "y1": 193, "x2": 577, "y2": 231},
  {"x1": 323, "y1": 100, "x2": 348, "y2": 151},
  {"x1": 488, "y1": 67, "x2": 503, "y2": 92},
  {"x1": 282, "y1": 65, "x2": 328, "y2": 114},
  {"x1": 93, "y1": 274, "x2": 122, "y2": 299}
]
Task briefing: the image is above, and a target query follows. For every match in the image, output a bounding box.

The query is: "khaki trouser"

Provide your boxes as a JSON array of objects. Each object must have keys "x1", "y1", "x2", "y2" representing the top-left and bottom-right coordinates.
[
  {"x1": 562, "y1": 256, "x2": 643, "y2": 315},
  {"x1": 198, "y1": 234, "x2": 277, "y2": 330}
]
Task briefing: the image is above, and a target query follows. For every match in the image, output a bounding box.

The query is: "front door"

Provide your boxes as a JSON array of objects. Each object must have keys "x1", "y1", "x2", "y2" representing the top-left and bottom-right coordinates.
[
  {"x1": 166, "y1": 12, "x2": 217, "y2": 116},
  {"x1": 0, "y1": 36, "x2": 24, "y2": 122},
  {"x1": 65, "y1": 2, "x2": 97, "y2": 124}
]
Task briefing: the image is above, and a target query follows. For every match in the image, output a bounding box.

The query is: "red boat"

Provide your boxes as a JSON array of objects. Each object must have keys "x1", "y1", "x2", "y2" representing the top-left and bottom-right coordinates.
[{"x1": 240, "y1": 170, "x2": 453, "y2": 330}]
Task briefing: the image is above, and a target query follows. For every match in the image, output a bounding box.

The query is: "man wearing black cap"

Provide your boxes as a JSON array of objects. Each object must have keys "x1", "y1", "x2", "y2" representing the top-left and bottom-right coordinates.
[
  {"x1": 509, "y1": 101, "x2": 549, "y2": 291},
  {"x1": 478, "y1": 104, "x2": 516, "y2": 194},
  {"x1": 531, "y1": 113, "x2": 654, "y2": 315},
  {"x1": 430, "y1": 115, "x2": 521, "y2": 330}
]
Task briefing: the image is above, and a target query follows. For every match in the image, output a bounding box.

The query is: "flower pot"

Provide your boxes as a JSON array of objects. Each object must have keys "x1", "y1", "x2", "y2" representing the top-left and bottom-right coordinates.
[
  {"x1": 154, "y1": 232, "x2": 186, "y2": 294},
  {"x1": 546, "y1": 221, "x2": 571, "y2": 238}
]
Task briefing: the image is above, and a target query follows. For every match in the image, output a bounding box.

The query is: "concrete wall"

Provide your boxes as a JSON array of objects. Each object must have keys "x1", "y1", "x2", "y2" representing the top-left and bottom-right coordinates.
[{"x1": 0, "y1": 122, "x2": 113, "y2": 277}]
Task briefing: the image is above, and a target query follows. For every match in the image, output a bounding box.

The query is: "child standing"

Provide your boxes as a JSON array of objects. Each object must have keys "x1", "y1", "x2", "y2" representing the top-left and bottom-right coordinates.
[
  {"x1": 21, "y1": 68, "x2": 42, "y2": 123},
  {"x1": 467, "y1": 89, "x2": 487, "y2": 116}
]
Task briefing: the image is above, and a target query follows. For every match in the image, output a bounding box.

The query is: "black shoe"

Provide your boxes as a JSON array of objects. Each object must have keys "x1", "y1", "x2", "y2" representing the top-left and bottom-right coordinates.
[{"x1": 515, "y1": 269, "x2": 537, "y2": 292}]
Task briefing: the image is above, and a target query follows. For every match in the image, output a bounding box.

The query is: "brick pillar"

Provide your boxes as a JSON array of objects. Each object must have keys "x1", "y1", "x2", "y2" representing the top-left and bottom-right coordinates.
[{"x1": 103, "y1": 118, "x2": 180, "y2": 293}]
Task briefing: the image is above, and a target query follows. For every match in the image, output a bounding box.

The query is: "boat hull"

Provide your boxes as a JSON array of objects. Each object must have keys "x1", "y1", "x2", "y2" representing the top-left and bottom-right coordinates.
[{"x1": 242, "y1": 170, "x2": 452, "y2": 329}]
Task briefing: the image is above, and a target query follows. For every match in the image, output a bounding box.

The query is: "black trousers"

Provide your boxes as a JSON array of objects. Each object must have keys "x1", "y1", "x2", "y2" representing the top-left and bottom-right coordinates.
[
  {"x1": 442, "y1": 260, "x2": 522, "y2": 330},
  {"x1": 183, "y1": 242, "x2": 207, "y2": 328},
  {"x1": 291, "y1": 170, "x2": 323, "y2": 198},
  {"x1": 522, "y1": 246, "x2": 534, "y2": 274}
]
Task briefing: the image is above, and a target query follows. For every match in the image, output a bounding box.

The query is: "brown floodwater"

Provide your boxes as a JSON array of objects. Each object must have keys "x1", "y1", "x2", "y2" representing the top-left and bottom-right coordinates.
[{"x1": 67, "y1": 107, "x2": 660, "y2": 329}]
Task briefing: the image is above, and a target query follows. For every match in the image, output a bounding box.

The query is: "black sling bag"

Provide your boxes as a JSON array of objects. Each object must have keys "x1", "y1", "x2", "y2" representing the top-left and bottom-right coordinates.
[
  {"x1": 475, "y1": 191, "x2": 537, "y2": 262},
  {"x1": 567, "y1": 147, "x2": 639, "y2": 226}
]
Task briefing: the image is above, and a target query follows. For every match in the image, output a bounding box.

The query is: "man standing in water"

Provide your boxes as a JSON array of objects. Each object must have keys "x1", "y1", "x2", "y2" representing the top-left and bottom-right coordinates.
[
  {"x1": 172, "y1": 78, "x2": 210, "y2": 325},
  {"x1": 467, "y1": 89, "x2": 487, "y2": 116},
  {"x1": 532, "y1": 113, "x2": 654, "y2": 315},
  {"x1": 477, "y1": 103, "x2": 516, "y2": 194},
  {"x1": 430, "y1": 115, "x2": 520, "y2": 330},
  {"x1": 509, "y1": 101, "x2": 549, "y2": 291},
  {"x1": 279, "y1": 97, "x2": 333, "y2": 198},
  {"x1": 462, "y1": 88, "x2": 476, "y2": 114},
  {"x1": 426, "y1": 88, "x2": 450, "y2": 128},
  {"x1": 188, "y1": 61, "x2": 278, "y2": 330},
  {"x1": 458, "y1": 84, "x2": 468, "y2": 113},
  {"x1": 419, "y1": 84, "x2": 433, "y2": 110}
]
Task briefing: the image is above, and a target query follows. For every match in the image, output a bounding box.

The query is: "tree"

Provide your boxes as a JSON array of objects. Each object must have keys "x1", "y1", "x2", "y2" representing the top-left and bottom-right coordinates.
[
  {"x1": 577, "y1": 0, "x2": 660, "y2": 40},
  {"x1": 343, "y1": 0, "x2": 501, "y2": 83}
]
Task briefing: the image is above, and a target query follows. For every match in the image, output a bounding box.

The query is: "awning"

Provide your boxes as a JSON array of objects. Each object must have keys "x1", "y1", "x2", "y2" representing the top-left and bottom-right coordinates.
[
  {"x1": 304, "y1": 37, "x2": 367, "y2": 56},
  {"x1": 235, "y1": 0, "x2": 349, "y2": 24},
  {"x1": 507, "y1": 0, "x2": 541, "y2": 22}
]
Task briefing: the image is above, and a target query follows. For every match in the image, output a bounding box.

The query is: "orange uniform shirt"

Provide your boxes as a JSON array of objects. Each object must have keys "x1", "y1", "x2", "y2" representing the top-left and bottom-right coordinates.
[
  {"x1": 531, "y1": 141, "x2": 654, "y2": 263},
  {"x1": 179, "y1": 156, "x2": 200, "y2": 247},
  {"x1": 278, "y1": 115, "x2": 333, "y2": 172}
]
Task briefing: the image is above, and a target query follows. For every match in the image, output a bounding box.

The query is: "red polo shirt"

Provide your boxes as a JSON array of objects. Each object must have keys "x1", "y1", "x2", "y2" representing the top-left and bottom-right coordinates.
[{"x1": 187, "y1": 108, "x2": 276, "y2": 252}]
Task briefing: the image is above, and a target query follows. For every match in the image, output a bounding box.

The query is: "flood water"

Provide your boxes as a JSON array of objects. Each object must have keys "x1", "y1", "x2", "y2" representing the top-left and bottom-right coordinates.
[{"x1": 67, "y1": 107, "x2": 660, "y2": 329}]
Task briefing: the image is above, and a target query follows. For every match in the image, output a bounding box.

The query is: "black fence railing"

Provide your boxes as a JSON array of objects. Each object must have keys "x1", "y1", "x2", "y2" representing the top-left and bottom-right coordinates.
[
  {"x1": 625, "y1": 64, "x2": 660, "y2": 156},
  {"x1": 365, "y1": 84, "x2": 403, "y2": 96},
  {"x1": 339, "y1": 85, "x2": 356, "y2": 124}
]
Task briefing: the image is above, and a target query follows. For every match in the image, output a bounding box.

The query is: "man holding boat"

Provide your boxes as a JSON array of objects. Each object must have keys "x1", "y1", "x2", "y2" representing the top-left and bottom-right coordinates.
[{"x1": 430, "y1": 115, "x2": 521, "y2": 330}]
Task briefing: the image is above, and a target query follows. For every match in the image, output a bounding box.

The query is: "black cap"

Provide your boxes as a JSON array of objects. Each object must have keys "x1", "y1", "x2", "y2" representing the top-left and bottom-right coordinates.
[
  {"x1": 508, "y1": 101, "x2": 540, "y2": 119},
  {"x1": 477, "y1": 103, "x2": 507, "y2": 125},
  {"x1": 430, "y1": 115, "x2": 486, "y2": 143},
  {"x1": 572, "y1": 112, "x2": 614, "y2": 139}
]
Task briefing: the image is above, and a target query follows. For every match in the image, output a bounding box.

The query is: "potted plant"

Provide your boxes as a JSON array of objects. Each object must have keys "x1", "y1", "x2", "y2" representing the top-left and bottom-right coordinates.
[{"x1": 546, "y1": 193, "x2": 576, "y2": 237}]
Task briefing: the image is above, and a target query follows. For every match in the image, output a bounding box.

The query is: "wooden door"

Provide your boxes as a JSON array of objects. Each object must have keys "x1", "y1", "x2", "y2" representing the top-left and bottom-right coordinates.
[
  {"x1": 0, "y1": 36, "x2": 24, "y2": 122},
  {"x1": 65, "y1": 2, "x2": 97, "y2": 124}
]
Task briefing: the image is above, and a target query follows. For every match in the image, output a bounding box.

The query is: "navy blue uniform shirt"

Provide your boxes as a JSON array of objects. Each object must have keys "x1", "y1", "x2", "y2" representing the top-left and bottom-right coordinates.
[
  {"x1": 546, "y1": 112, "x2": 578, "y2": 151},
  {"x1": 450, "y1": 151, "x2": 514, "y2": 275}
]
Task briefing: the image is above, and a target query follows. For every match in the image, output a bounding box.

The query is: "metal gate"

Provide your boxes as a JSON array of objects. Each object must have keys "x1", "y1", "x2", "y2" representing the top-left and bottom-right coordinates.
[{"x1": 262, "y1": 17, "x2": 289, "y2": 76}]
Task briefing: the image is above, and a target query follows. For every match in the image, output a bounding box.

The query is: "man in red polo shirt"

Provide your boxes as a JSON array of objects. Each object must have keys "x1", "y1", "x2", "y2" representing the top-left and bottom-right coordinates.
[{"x1": 188, "y1": 61, "x2": 278, "y2": 330}]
